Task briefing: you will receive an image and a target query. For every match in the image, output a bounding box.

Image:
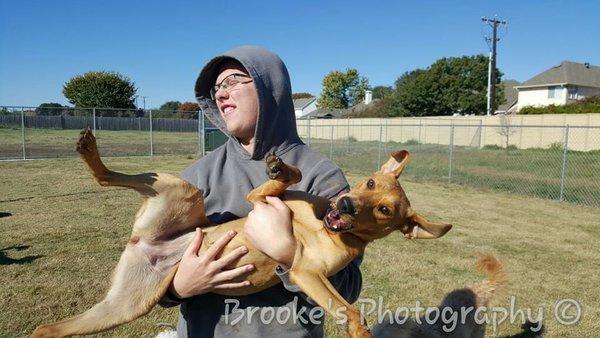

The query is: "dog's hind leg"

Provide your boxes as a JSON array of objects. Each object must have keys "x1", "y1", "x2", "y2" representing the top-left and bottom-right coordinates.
[
  {"x1": 76, "y1": 128, "x2": 172, "y2": 196},
  {"x1": 246, "y1": 152, "x2": 302, "y2": 203},
  {"x1": 31, "y1": 246, "x2": 177, "y2": 338}
]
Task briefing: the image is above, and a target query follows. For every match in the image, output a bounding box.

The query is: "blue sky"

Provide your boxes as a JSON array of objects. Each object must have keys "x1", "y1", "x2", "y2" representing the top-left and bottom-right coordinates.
[{"x1": 1, "y1": 0, "x2": 599, "y2": 108}]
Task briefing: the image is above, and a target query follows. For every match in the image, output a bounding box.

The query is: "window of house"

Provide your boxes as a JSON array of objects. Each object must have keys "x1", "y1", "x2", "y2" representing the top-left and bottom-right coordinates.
[
  {"x1": 568, "y1": 86, "x2": 578, "y2": 99},
  {"x1": 548, "y1": 86, "x2": 562, "y2": 99}
]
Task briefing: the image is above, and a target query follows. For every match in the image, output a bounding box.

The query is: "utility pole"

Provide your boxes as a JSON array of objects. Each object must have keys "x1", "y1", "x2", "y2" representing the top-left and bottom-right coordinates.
[{"x1": 482, "y1": 16, "x2": 507, "y2": 116}]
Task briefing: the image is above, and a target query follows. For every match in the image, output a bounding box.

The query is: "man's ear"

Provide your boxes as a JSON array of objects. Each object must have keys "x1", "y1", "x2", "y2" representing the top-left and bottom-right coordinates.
[
  {"x1": 403, "y1": 209, "x2": 452, "y2": 239},
  {"x1": 379, "y1": 150, "x2": 410, "y2": 179}
]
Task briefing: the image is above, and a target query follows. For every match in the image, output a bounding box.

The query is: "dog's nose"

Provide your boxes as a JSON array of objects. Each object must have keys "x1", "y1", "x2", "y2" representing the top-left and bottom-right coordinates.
[{"x1": 337, "y1": 196, "x2": 355, "y2": 215}]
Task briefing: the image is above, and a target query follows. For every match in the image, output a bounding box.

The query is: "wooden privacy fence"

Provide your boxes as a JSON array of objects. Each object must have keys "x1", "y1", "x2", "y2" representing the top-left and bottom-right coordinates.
[{"x1": 0, "y1": 114, "x2": 198, "y2": 132}]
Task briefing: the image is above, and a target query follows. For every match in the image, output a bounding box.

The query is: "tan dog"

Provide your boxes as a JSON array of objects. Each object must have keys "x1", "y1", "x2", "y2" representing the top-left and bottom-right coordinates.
[{"x1": 31, "y1": 129, "x2": 452, "y2": 338}]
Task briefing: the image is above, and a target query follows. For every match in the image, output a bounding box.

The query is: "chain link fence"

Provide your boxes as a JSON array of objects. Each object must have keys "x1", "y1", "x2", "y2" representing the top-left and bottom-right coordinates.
[
  {"x1": 0, "y1": 106, "x2": 227, "y2": 160},
  {"x1": 1, "y1": 106, "x2": 599, "y2": 207},
  {"x1": 298, "y1": 118, "x2": 600, "y2": 208}
]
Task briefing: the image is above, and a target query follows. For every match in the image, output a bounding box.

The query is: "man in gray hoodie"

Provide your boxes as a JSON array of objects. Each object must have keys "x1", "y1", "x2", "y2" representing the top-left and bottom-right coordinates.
[{"x1": 161, "y1": 46, "x2": 362, "y2": 337}]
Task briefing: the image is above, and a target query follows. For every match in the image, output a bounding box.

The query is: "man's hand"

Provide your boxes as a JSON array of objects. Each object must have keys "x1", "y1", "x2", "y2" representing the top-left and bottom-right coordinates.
[
  {"x1": 170, "y1": 228, "x2": 254, "y2": 299},
  {"x1": 244, "y1": 196, "x2": 296, "y2": 269}
]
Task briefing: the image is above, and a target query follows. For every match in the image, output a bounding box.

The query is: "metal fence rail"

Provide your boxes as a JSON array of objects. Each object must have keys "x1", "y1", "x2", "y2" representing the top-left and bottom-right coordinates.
[{"x1": 1, "y1": 106, "x2": 599, "y2": 207}]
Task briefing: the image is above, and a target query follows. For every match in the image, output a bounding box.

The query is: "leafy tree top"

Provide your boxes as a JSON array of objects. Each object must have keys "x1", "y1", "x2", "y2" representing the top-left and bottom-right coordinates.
[
  {"x1": 317, "y1": 68, "x2": 370, "y2": 109},
  {"x1": 63, "y1": 71, "x2": 137, "y2": 109}
]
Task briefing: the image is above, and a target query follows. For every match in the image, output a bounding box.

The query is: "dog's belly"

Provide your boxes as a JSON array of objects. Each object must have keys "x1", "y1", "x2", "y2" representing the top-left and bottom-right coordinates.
[{"x1": 200, "y1": 220, "x2": 281, "y2": 296}]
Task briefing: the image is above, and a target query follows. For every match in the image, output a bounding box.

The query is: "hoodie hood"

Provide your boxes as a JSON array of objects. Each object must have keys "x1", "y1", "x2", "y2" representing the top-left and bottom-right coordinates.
[{"x1": 195, "y1": 46, "x2": 302, "y2": 160}]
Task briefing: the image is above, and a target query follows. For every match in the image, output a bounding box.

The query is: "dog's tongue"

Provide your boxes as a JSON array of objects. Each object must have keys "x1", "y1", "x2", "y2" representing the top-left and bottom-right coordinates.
[{"x1": 324, "y1": 209, "x2": 352, "y2": 232}]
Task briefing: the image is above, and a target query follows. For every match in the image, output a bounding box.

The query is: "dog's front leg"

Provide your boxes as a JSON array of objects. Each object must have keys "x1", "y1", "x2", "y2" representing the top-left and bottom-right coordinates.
[
  {"x1": 246, "y1": 152, "x2": 302, "y2": 203},
  {"x1": 31, "y1": 246, "x2": 176, "y2": 338},
  {"x1": 290, "y1": 268, "x2": 372, "y2": 338}
]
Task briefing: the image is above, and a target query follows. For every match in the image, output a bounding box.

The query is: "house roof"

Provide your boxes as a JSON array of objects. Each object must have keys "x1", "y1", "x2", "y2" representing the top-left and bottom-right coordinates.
[
  {"x1": 347, "y1": 98, "x2": 381, "y2": 113},
  {"x1": 293, "y1": 97, "x2": 316, "y2": 110},
  {"x1": 497, "y1": 79, "x2": 520, "y2": 111},
  {"x1": 516, "y1": 61, "x2": 600, "y2": 89},
  {"x1": 299, "y1": 107, "x2": 347, "y2": 119}
]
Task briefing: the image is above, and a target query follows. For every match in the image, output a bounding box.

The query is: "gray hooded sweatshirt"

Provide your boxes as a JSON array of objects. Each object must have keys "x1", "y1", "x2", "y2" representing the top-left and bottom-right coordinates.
[{"x1": 162, "y1": 46, "x2": 362, "y2": 337}]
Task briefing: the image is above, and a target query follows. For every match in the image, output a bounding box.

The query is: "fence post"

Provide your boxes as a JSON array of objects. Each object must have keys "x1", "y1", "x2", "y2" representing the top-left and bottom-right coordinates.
[
  {"x1": 384, "y1": 119, "x2": 388, "y2": 154},
  {"x1": 329, "y1": 124, "x2": 334, "y2": 160},
  {"x1": 559, "y1": 125, "x2": 570, "y2": 202},
  {"x1": 478, "y1": 120, "x2": 483, "y2": 148},
  {"x1": 448, "y1": 124, "x2": 455, "y2": 182},
  {"x1": 199, "y1": 110, "x2": 206, "y2": 157},
  {"x1": 92, "y1": 108, "x2": 96, "y2": 135},
  {"x1": 346, "y1": 116, "x2": 350, "y2": 154},
  {"x1": 377, "y1": 123, "x2": 383, "y2": 170},
  {"x1": 307, "y1": 116, "x2": 311, "y2": 146},
  {"x1": 21, "y1": 107, "x2": 26, "y2": 160},
  {"x1": 418, "y1": 118, "x2": 422, "y2": 151},
  {"x1": 149, "y1": 110, "x2": 154, "y2": 156}
]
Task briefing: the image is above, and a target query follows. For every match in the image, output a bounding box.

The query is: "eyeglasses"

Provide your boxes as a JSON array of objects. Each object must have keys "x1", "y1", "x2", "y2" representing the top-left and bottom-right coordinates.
[{"x1": 210, "y1": 73, "x2": 253, "y2": 100}]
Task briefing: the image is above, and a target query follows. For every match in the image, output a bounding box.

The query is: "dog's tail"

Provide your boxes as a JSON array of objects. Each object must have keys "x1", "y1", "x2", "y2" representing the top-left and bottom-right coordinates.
[{"x1": 472, "y1": 253, "x2": 506, "y2": 308}]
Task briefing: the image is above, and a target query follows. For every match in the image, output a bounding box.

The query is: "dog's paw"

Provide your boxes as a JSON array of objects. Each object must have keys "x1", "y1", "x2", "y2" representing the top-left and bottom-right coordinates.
[
  {"x1": 76, "y1": 128, "x2": 97, "y2": 154},
  {"x1": 265, "y1": 151, "x2": 284, "y2": 180}
]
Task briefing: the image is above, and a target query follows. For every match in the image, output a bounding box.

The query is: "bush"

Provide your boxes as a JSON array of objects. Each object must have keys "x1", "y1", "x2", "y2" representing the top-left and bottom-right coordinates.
[
  {"x1": 483, "y1": 144, "x2": 504, "y2": 150},
  {"x1": 177, "y1": 102, "x2": 200, "y2": 119},
  {"x1": 35, "y1": 103, "x2": 67, "y2": 116},
  {"x1": 519, "y1": 96, "x2": 600, "y2": 114},
  {"x1": 403, "y1": 139, "x2": 421, "y2": 146},
  {"x1": 547, "y1": 142, "x2": 563, "y2": 150}
]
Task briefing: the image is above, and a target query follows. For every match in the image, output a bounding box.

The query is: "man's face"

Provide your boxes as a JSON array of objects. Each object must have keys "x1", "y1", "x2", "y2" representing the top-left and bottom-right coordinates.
[{"x1": 214, "y1": 62, "x2": 259, "y2": 143}]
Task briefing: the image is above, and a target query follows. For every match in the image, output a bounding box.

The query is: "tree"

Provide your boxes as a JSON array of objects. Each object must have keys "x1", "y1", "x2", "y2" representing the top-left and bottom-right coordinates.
[
  {"x1": 317, "y1": 68, "x2": 370, "y2": 109},
  {"x1": 292, "y1": 93, "x2": 314, "y2": 99},
  {"x1": 62, "y1": 71, "x2": 137, "y2": 115},
  {"x1": 177, "y1": 102, "x2": 200, "y2": 119},
  {"x1": 154, "y1": 101, "x2": 181, "y2": 118},
  {"x1": 35, "y1": 103, "x2": 67, "y2": 116},
  {"x1": 371, "y1": 86, "x2": 393, "y2": 100},
  {"x1": 496, "y1": 115, "x2": 517, "y2": 151},
  {"x1": 159, "y1": 101, "x2": 181, "y2": 112},
  {"x1": 393, "y1": 55, "x2": 505, "y2": 117}
]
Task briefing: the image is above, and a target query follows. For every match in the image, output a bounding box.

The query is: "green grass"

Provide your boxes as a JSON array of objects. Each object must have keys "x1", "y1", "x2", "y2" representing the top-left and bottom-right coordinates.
[{"x1": 1, "y1": 155, "x2": 599, "y2": 337}]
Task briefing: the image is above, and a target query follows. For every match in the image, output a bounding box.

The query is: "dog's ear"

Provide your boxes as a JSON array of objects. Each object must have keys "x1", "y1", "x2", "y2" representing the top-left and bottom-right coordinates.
[
  {"x1": 403, "y1": 209, "x2": 452, "y2": 239},
  {"x1": 379, "y1": 150, "x2": 410, "y2": 179}
]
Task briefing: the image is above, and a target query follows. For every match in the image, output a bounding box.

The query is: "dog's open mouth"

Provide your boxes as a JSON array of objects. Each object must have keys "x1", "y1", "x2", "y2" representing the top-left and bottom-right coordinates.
[{"x1": 324, "y1": 208, "x2": 354, "y2": 232}]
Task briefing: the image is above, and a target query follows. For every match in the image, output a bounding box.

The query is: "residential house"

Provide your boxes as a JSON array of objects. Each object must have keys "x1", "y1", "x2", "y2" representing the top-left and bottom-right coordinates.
[
  {"x1": 515, "y1": 61, "x2": 600, "y2": 111},
  {"x1": 496, "y1": 79, "x2": 520, "y2": 114},
  {"x1": 293, "y1": 97, "x2": 317, "y2": 118}
]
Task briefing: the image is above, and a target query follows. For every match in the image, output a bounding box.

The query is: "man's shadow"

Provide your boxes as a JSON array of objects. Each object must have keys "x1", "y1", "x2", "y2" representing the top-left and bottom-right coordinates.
[{"x1": 0, "y1": 245, "x2": 44, "y2": 265}]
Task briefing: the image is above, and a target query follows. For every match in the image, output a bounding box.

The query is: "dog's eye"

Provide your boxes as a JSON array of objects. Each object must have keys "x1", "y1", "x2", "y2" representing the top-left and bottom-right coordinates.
[
  {"x1": 367, "y1": 179, "x2": 375, "y2": 189},
  {"x1": 379, "y1": 206, "x2": 391, "y2": 216}
]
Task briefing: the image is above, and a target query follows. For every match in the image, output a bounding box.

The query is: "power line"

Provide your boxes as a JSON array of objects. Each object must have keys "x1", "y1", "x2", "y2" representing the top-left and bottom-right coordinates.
[{"x1": 482, "y1": 16, "x2": 507, "y2": 116}]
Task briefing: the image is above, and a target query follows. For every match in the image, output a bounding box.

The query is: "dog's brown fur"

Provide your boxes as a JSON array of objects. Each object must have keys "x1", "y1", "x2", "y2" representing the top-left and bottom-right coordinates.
[{"x1": 31, "y1": 129, "x2": 451, "y2": 338}]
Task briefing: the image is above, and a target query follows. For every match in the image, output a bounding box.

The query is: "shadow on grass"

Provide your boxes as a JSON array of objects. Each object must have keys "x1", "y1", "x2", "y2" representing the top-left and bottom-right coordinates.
[
  {"x1": 0, "y1": 245, "x2": 44, "y2": 265},
  {"x1": 0, "y1": 212, "x2": 12, "y2": 218}
]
